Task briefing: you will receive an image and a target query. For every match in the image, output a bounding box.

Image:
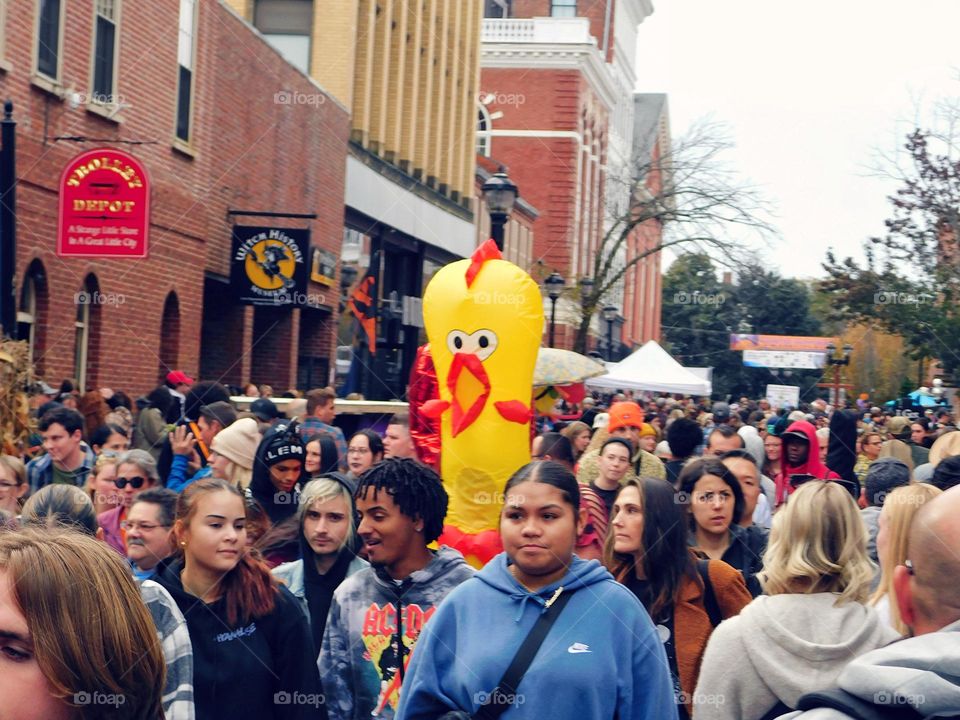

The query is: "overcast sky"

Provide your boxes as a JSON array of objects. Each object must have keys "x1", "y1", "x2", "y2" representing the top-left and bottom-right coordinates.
[{"x1": 635, "y1": 0, "x2": 960, "y2": 279}]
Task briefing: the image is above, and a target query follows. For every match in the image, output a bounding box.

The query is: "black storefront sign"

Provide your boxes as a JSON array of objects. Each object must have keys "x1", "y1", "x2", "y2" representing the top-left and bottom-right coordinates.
[{"x1": 231, "y1": 226, "x2": 309, "y2": 306}]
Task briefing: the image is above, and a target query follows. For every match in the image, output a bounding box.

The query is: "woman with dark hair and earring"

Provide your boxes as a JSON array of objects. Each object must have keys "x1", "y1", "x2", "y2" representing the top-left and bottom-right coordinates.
[
  {"x1": 605, "y1": 477, "x2": 752, "y2": 719},
  {"x1": 154, "y1": 478, "x2": 322, "y2": 720},
  {"x1": 679, "y1": 457, "x2": 767, "y2": 597},
  {"x1": 396, "y1": 461, "x2": 676, "y2": 720},
  {"x1": 305, "y1": 434, "x2": 340, "y2": 478}
]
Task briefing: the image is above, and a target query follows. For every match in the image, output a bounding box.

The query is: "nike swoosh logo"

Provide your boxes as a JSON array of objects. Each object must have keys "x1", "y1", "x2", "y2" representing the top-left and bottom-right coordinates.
[{"x1": 567, "y1": 644, "x2": 591, "y2": 654}]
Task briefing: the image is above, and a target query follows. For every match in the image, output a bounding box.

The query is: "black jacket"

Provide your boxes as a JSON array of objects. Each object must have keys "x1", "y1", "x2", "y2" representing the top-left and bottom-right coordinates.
[
  {"x1": 154, "y1": 558, "x2": 324, "y2": 720},
  {"x1": 720, "y1": 524, "x2": 768, "y2": 598},
  {"x1": 827, "y1": 409, "x2": 859, "y2": 483}
]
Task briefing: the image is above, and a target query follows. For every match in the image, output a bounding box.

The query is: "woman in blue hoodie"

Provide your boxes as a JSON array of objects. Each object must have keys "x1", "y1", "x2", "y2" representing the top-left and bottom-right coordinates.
[{"x1": 396, "y1": 461, "x2": 677, "y2": 720}]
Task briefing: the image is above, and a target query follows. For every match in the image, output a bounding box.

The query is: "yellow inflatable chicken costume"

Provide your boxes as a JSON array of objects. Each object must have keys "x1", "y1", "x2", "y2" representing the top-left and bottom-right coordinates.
[{"x1": 420, "y1": 239, "x2": 544, "y2": 566}]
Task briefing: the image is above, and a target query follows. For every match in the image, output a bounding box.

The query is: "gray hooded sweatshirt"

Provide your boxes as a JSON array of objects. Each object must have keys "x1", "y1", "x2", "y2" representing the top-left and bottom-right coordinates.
[
  {"x1": 319, "y1": 546, "x2": 475, "y2": 720},
  {"x1": 780, "y1": 618, "x2": 960, "y2": 719},
  {"x1": 693, "y1": 593, "x2": 899, "y2": 720}
]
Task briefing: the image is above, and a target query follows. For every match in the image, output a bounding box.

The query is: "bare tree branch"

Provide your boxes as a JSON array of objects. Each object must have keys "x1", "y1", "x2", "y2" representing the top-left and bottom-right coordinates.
[{"x1": 572, "y1": 117, "x2": 778, "y2": 353}]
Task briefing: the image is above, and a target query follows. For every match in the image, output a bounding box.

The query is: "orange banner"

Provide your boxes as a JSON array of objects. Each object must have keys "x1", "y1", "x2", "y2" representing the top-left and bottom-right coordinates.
[{"x1": 730, "y1": 334, "x2": 838, "y2": 352}]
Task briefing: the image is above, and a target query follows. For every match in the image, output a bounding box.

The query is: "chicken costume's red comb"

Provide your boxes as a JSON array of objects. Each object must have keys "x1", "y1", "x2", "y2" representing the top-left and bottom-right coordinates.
[{"x1": 465, "y1": 239, "x2": 502, "y2": 288}]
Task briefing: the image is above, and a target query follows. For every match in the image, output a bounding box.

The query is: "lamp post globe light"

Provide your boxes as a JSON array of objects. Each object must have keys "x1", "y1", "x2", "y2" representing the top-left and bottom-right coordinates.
[
  {"x1": 603, "y1": 304, "x2": 618, "y2": 361},
  {"x1": 481, "y1": 170, "x2": 518, "y2": 251},
  {"x1": 579, "y1": 277, "x2": 594, "y2": 306},
  {"x1": 544, "y1": 272, "x2": 565, "y2": 348}
]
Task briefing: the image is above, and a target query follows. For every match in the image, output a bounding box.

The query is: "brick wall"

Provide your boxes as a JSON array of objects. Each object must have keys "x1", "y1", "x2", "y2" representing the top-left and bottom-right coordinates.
[
  {"x1": 480, "y1": 66, "x2": 607, "y2": 276},
  {"x1": 1, "y1": 0, "x2": 350, "y2": 397}
]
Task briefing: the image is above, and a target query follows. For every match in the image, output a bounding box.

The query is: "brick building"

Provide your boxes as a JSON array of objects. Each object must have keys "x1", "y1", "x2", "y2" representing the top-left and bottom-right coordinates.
[
  {"x1": 478, "y1": 0, "x2": 664, "y2": 357},
  {"x1": 228, "y1": 0, "x2": 483, "y2": 400},
  {"x1": 3, "y1": 0, "x2": 349, "y2": 396}
]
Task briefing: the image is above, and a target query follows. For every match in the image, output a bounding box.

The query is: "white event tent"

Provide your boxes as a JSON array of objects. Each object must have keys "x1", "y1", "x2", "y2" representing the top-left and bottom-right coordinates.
[{"x1": 586, "y1": 340, "x2": 712, "y2": 396}]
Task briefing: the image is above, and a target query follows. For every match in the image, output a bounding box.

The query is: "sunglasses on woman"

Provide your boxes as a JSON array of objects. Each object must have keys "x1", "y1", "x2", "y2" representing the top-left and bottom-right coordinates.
[{"x1": 114, "y1": 476, "x2": 147, "y2": 489}]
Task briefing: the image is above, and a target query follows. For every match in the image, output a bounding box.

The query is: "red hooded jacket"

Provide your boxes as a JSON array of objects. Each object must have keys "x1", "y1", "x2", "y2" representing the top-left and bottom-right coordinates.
[{"x1": 774, "y1": 420, "x2": 840, "y2": 505}]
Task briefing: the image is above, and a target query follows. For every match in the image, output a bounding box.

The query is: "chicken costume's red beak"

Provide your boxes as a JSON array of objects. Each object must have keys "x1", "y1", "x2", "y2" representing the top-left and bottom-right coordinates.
[{"x1": 447, "y1": 353, "x2": 491, "y2": 437}]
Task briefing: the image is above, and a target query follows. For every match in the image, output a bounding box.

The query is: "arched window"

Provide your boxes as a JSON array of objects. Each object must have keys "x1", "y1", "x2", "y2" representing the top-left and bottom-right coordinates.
[
  {"x1": 75, "y1": 274, "x2": 101, "y2": 392},
  {"x1": 17, "y1": 260, "x2": 47, "y2": 371},
  {"x1": 477, "y1": 104, "x2": 492, "y2": 157},
  {"x1": 159, "y1": 291, "x2": 181, "y2": 381}
]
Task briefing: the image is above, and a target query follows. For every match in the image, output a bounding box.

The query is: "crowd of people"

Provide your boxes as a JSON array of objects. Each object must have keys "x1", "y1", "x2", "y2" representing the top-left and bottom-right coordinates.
[{"x1": 1, "y1": 374, "x2": 959, "y2": 719}]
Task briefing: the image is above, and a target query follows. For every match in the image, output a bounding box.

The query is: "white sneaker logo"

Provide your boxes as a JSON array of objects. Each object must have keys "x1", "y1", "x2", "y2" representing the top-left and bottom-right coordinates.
[{"x1": 567, "y1": 642, "x2": 591, "y2": 654}]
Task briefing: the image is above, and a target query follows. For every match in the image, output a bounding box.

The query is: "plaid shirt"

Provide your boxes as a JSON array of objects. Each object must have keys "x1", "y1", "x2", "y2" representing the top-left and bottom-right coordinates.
[
  {"x1": 26, "y1": 443, "x2": 97, "y2": 495},
  {"x1": 140, "y1": 580, "x2": 195, "y2": 720},
  {"x1": 297, "y1": 417, "x2": 348, "y2": 470}
]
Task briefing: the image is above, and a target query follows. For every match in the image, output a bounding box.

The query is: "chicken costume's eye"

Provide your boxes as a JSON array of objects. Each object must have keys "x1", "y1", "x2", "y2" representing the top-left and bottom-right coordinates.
[
  {"x1": 446, "y1": 330, "x2": 469, "y2": 355},
  {"x1": 445, "y1": 329, "x2": 498, "y2": 359},
  {"x1": 473, "y1": 330, "x2": 498, "y2": 361}
]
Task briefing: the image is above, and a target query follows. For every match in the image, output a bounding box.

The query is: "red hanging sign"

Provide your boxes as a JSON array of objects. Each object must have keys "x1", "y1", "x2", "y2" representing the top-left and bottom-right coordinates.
[{"x1": 57, "y1": 148, "x2": 150, "y2": 258}]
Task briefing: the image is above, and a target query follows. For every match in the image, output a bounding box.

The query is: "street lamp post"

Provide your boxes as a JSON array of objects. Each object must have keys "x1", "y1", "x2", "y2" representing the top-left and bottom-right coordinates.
[
  {"x1": 0, "y1": 101, "x2": 16, "y2": 338},
  {"x1": 818, "y1": 342, "x2": 854, "y2": 406},
  {"x1": 579, "y1": 277, "x2": 595, "y2": 308},
  {"x1": 481, "y1": 170, "x2": 518, "y2": 251},
  {"x1": 578, "y1": 277, "x2": 594, "y2": 352},
  {"x1": 603, "y1": 304, "x2": 618, "y2": 361},
  {"x1": 544, "y1": 272, "x2": 564, "y2": 348}
]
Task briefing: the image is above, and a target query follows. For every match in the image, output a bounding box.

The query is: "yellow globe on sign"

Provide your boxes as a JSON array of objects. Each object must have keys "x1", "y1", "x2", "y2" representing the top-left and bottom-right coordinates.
[{"x1": 244, "y1": 240, "x2": 296, "y2": 290}]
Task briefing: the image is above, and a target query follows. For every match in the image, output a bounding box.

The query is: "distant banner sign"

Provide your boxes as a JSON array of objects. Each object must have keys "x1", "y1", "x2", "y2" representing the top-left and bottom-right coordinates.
[
  {"x1": 231, "y1": 226, "x2": 309, "y2": 306},
  {"x1": 57, "y1": 148, "x2": 150, "y2": 258},
  {"x1": 766, "y1": 384, "x2": 800, "y2": 409},
  {"x1": 743, "y1": 350, "x2": 826, "y2": 370},
  {"x1": 730, "y1": 334, "x2": 837, "y2": 352}
]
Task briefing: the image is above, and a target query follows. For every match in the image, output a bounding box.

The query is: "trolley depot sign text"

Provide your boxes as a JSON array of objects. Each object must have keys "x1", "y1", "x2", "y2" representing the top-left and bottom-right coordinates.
[{"x1": 57, "y1": 148, "x2": 150, "y2": 258}]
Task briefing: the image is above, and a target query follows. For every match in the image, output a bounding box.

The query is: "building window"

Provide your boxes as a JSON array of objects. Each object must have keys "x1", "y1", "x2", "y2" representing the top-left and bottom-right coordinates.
[
  {"x1": 0, "y1": 1, "x2": 9, "y2": 61},
  {"x1": 550, "y1": 0, "x2": 576, "y2": 18},
  {"x1": 36, "y1": 0, "x2": 63, "y2": 79},
  {"x1": 254, "y1": 0, "x2": 313, "y2": 74},
  {"x1": 159, "y1": 291, "x2": 181, "y2": 381},
  {"x1": 75, "y1": 288, "x2": 91, "y2": 393},
  {"x1": 17, "y1": 261, "x2": 47, "y2": 372},
  {"x1": 92, "y1": 0, "x2": 119, "y2": 104},
  {"x1": 176, "y1": 0, "x2": 197, "y2": 143},
  {"x1": 17, "y1": 275, "x2": 36, "y2": 367},
  {"x1": 484, "y1": 0, "x2": 510, "y2": 18},
  {"x1": 477, "y1": 105, "x2": 491, "y2": 157}
]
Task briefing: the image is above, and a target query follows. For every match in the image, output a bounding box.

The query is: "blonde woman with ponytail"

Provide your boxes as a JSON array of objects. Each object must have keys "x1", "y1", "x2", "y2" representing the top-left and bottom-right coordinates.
[{"x1": 694, "y1": 482, "x2": 900, "y2": 720}]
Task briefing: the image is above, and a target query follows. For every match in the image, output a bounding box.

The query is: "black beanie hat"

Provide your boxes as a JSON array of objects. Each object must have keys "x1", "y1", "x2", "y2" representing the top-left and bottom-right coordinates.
[{"x1": 261, "y1": 421, "x2": 305, "y2": 467}]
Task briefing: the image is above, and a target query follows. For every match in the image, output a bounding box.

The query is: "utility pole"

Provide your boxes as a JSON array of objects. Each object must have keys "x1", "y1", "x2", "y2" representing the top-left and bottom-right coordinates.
[{"x1": 0, "y1": 101, "x2": 15, "y2": 338}]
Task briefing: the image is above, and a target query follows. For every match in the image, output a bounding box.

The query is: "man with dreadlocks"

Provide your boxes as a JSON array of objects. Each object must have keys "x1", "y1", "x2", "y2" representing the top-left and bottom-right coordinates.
[{"x1": 319, "y1": 458, "x2": 474, "y2": 720}]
